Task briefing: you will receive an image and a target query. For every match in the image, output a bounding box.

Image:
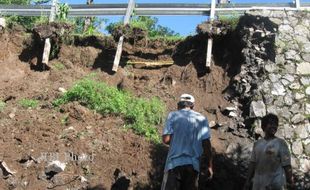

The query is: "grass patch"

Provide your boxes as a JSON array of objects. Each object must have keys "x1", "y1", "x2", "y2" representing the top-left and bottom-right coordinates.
[
  {"x1": 149, "y1": 35, "x2": 185, "y2": 43},
  {"x1": 53, "y1": 79, "x2": 166, "y2": 142},
  {"x1": 0, "y1": 101, "x2": 5, "y2": 112},
  {"x1": 218, "y1": 15, "x2": 240, "y2": 30},
  {"x1": 19, "y1": 99, "x2": 39, "y2": 109},
  {"x1": 52, "y1": 62, "x2": 66, "y2": 70}
]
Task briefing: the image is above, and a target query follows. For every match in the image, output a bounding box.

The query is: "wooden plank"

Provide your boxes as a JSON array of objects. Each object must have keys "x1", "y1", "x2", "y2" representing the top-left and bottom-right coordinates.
[
  {"x1": 206, "y1": 0, "x2": 216, "y2": 68},
  {"x1": 112, "y1": 0, "x2": 135, "y2": 72},
  {"x1": 127, "y1": 60, "x2": 173, "y2": 66},
  {"x1": 42, "y1": 38, "x2": 51, "y2": 64},
  {"x1": 42, "y1": 0, "x2": 57, "y2": 66}
]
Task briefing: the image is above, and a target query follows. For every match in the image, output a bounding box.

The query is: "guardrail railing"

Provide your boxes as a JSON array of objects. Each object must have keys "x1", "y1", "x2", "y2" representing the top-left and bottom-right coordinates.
[{"x1": 0, "y1": 2, "x2": 310, "y2": 16}]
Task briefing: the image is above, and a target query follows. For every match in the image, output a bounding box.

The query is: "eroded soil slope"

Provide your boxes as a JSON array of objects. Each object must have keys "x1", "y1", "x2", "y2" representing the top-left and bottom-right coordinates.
[{"x1": 0, "y1": 28, "x2": 245, "y2": 190}]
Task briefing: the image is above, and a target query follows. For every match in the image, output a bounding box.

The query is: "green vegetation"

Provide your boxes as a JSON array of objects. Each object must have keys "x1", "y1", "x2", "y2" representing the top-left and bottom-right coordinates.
[
  {"x1": 60, "y1": 113, "x2": 69, "y2": 126},
  {"x1": 53, "y1": 78, "x2": 166, "y2": 142},
  {"x1": 19, "y1": 98, "x2": 39, "y2": 109},
  {"x1": 74, "y1": 17, "x2": 106, "y2": 36},
  {"x1": 218, "y1": 14, "x2": 240, "y2": 30},
  {"x1": 1, "y1": 0, "x2": 50, "y2": 30},
  {"x1": 0, "y1": 101, "x2": 5, "y2": 112},
  {"x1": 52, "y1": 62, "x2": 65, "y2": 70},
  {"x1": 106, "y1": 16, "x2": 182, "y2": 39},
  {"x1": 56, "y1": 3, "x2": 70, "y2": 21}
]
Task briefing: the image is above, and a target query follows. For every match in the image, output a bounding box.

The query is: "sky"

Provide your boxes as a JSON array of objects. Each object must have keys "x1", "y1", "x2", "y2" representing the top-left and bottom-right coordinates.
[{"x1": 59, "y1": 0, "x2": 310, "y2": 36}]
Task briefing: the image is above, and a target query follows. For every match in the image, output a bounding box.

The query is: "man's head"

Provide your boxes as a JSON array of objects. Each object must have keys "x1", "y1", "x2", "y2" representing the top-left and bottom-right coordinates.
[
  {"x1": 261, "y1": 113, "x2": 279, "y2": 136},
  {"x1": 178, "y1": 94, "x2": 195, "y2": 110}
]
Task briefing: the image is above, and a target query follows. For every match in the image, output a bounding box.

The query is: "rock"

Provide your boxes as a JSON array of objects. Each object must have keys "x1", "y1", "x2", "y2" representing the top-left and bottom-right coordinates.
[
  {"x1": 285, "y1": 50, "x2": 298, "y2": 60},
  {"x1": 284, "y1": 62, "x2": 296, "y2": 74},
  {"x1": 58, "y1": 87, "x2": 67, "y2": 93},
  {"x1": 291, "y1": 114, "x2": 305, "y2": 124},
  {"x1": 290, "y1": 104, "x2": 301, "y2": 114},
  {"x1": 283, "y1": 124, "x2": 294, "y2": 139},
  {"x1": 264, "y1": 63, "x2": 277, "y2": 73},
  {"x1": 305, "y1": 143, "x2": 310, "y2": 156},
  {"x1": 295, "y1": 93, "x2": 305, "y2": 100},
  {"x1": 279, "y1": 107, "x2": 291, "y2": 120},
  {"x1": 283, "y1": 74, "x2": 295, "y2": 82},
  {"x1": 8, "y1": 113, "x2": 15, "y2": 119},
  {"x1": 274, "y1": 96, "x2": 284, "y2": 107},
  {"x1": 299, "y1": 158, "x2": 310, "y2": 173},
  {"x1": 301, "y1": 53, "x2": 310, "y2": 62},
  {"x1": 275, "y1": 54, "x2": 285, "y2": 65},
  {"x1": 225, "y1": 107, "x2": 237, "y2": 111},
  {"x1": 294, "y1": 124, "x2": 309, "y2": 139},
  {"x1": 281, "y1": 79, "x2": 290, "y2": 86},
  {"x1": 271, "y1": 82, "x2": 286, "y2": 96},
  {"x1": 300, "y1": 77, "x2": 310, "y2": 86},
  {"x1": 269, "y1": 73, "x2": 281, "y2": 83},
  {"x1": 0, "y1": 161, "x2": 16, "y2": 176},
  {"x1": 45, "y1": 160, "x2": 66, "y2": 178},
  {"x1": 292, "y1": 140, "x2": 303, "y2": 155},
  {"x1": 278, "y1": 24, "x2": 294, "y2": 33},
  {"x1": 306, "y1": 86, "x2": 310, "y2": 95},
  {"x1": 284, "y1": 94, "x2": 294, "y2": 106},
  {"x1": 263, "y1": 94, "x2": 273, "y2": 105},
  {"x1": 228, "y1": 112, "x2": 238, "y2": 118},
  {"x1": 297, "y1": 62, "x2": 310, "y2": 75},
  {"x1": 267, "y1": 106, "x2": 277, "y2": 114},
  {"x1": 250, "y1": 101, "x2": 266, "y2": 118},
  {"x1": 0, "y1": 17, "x2": 5, "y2": 29},
  {"x1": 209, "y1": 121, "x2": 216, "y2": 128},
  {"x1": 6, "y1": 176, "x2": 18, "y2": 189},
  {"x1": 80, "y1": 176, "x2": 87, "y2": 183},
  {"x1": 306, "y1": 103, "x2": 310, "y2": 115}
]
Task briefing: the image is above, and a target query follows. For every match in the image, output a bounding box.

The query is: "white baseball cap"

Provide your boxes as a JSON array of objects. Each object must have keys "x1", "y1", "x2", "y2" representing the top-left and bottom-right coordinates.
[{"x1": 180, "y1": 94, "x2": 195, "y2": 103}]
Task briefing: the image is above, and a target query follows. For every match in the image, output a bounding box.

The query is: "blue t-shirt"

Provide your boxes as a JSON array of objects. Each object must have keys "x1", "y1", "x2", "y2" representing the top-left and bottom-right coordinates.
[{"x1": 163, "y1": 109, "x2": 211, "y2": 172}]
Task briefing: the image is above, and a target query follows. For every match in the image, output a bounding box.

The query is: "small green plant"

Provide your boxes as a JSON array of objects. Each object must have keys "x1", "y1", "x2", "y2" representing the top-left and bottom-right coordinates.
[
  {"x1": 60, "y1": 113, "x2": 69, "y2": 125},
  {"x1": 52, "y1": 62, "x2": 65, "y2": 70},
  {"x1": 19, "y1": 98, "x2": 39, "y2": 109},
  {"x1": 0, "y1": 100, "x2": 5, "y2": 112},
  {"x1": 53, "y1": 78, "x2": 166, "y2": 142},
  {"x1": 56, "y1": 3, "x2": 70, "y2": 21},
  {"x1": 218, "y1": 14, "x2": 240, "y2": 30}
]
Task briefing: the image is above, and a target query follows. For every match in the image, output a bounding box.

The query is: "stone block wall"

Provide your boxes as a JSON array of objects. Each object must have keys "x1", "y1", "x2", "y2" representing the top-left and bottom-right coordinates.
[{"x1": 233, "y1": 10, "x2": 309, "y2": 188}]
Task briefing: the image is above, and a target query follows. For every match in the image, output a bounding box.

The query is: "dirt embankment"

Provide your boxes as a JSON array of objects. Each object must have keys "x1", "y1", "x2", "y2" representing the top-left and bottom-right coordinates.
[{"x1": 0, "y1": 24, "x2": 247, "y2": 190}]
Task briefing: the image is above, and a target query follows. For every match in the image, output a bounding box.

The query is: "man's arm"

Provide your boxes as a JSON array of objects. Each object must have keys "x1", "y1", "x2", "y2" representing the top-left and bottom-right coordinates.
[
  {"x1": 162, "y1": 134, "x2": 172, "y2": 145},
  {"x1": 283, "y1": 165, "x2": 294, "y2": 189},
  {"x1": 202, "y1": 139, "x2": 213, "y2": 179}
]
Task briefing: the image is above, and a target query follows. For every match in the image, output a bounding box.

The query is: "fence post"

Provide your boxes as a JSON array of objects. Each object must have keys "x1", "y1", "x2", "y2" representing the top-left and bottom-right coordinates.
[
  {"x1": 112, "y1": 0, "x2": 135, "y2": 72},
  {"x1": 206, "y1": 0, "x2": 216, "y2": 68},
  {"x1": 42, "y1": 0, "x2": 57, "y2": 67},
  {"x1": 295, "y1": 0, "x2": 300, "y2": 9}
]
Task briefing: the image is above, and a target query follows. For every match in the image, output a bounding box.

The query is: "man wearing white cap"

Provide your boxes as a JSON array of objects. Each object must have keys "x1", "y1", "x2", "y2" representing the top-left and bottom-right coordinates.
[{"x1": 161, "y1": 94, "x2": 213, "y2": 190}]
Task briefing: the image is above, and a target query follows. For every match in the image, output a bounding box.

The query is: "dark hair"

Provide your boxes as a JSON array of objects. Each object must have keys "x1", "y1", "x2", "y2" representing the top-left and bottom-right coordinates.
[
  {"x1": 261, "y1": 113, "x2": 279, "y2": 130},
  {"x1": 177, "y1": 101, "x2": 194, "y2": 110}
]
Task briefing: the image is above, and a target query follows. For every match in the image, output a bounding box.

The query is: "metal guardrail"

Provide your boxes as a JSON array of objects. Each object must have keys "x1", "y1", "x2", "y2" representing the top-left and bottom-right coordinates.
[{"x1": 1, "y1": 3, "x2": 310, "y2": 16}]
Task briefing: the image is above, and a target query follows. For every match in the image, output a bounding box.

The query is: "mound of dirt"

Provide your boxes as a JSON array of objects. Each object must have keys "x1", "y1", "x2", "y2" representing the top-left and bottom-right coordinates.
[{"x1": 0, "y1": 27, "x2": 247, "y2": 190}]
